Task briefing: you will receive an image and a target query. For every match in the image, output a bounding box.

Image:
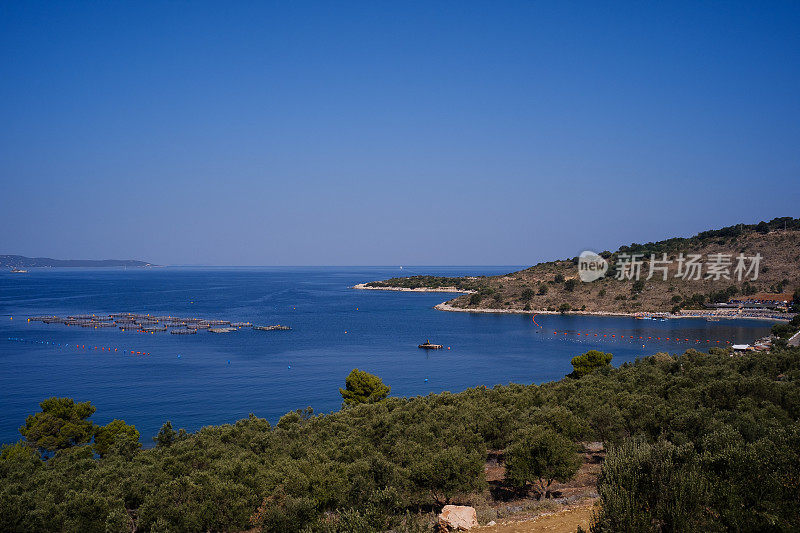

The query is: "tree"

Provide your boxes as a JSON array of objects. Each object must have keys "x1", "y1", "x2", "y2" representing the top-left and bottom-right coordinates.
[
  {"x1": 569, "y1": 350, "x2": 613, "y2": 378},
  {"x1": 339, "y1": 369, "x2": 390, "y2": 406},
  {"x1": 154, "y1": 421, "x2": 177, "y2": 447},
  {"x1": 504, "y1": 426, "x2": 580, "y2": 498},
  {"x1": 19, "y1": 397, "x2": 96, "y2": 452},
  {"x1": 94, "y1": 419, "x2": 140, "y2": 457}
]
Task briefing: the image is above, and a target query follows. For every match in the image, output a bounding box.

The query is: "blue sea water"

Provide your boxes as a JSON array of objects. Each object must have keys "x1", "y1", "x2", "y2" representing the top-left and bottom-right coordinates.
[{"x1": 0, "y1": 266, "x2": 773, "y2": 445}]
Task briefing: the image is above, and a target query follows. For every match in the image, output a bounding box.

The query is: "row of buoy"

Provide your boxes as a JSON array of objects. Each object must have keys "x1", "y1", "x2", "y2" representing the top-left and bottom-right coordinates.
[
  {"x1": 6, "y1": 337, "x2": 151, "y2": 355},
  {"x1": 549, "y1": 331, "x2": 731, "y2": 344}
]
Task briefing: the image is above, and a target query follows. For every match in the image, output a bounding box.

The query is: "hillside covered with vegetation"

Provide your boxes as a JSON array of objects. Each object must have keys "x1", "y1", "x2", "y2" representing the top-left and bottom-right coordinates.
[
  {"x1": 367, "y1": 217, "x2": 800, "y2": 315},
  {"x1": 2, "y1": 346, "x2": 800, "y2": 532}
]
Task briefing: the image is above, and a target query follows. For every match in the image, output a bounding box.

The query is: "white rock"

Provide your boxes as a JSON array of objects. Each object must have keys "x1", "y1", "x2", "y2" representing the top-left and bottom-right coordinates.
[
  {"x1": 438, "y1": 505, "x2": 479, "y2": 530},
  {"x1": 487, "y1": 520, "x2": 496, "y2": 526}
]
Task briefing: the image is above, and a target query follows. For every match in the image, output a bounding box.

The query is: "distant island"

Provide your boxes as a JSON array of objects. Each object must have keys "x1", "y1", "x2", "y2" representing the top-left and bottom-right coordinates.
[
  {"x1": 1, "y1": 255, "x2": 153, "y2": 269},
  {"x1": 357, "y1": 217, "x2": 800, "y2": 319}
]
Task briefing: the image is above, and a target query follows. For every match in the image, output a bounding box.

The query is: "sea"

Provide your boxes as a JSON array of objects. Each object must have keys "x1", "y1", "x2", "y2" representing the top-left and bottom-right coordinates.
[{"x1": 0, "y1": 266, "x2": 774, "y2": 446}]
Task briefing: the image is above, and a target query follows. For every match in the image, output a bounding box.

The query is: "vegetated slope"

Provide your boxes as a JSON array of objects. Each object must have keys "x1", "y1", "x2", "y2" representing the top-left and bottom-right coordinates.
[
  {"x1": 1, "y1": 347, "x2": 799, "y2": 531},
  {"x1": 368, "y1": 217, "x2": 800, "y2": 314}
]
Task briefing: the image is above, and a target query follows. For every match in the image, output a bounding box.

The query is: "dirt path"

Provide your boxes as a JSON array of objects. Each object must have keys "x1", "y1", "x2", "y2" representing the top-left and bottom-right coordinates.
[{"x1": 479, "y1": 501, "x2": 595, "y2": 532}]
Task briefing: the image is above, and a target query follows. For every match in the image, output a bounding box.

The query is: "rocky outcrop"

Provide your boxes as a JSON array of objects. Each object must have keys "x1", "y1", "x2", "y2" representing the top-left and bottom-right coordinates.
[{"x1": 437, "y1": 505, "x2": 479, "y2": 530}]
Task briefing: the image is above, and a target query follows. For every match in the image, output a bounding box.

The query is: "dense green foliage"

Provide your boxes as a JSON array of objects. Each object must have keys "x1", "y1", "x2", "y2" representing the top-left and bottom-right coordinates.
[
  {"x1": 339, "y1": 369, "x2": 391, "y2": 406},
  {"x1": 1, "y1": 348, "x2": 799, "y2": 531},
  {"x1": 569, "y1": 350, "x2": 613, "y2": 378}
]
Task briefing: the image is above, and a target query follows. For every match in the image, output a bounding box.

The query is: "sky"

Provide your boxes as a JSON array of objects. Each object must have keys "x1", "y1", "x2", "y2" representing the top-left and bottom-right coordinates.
[{"x1": 1, "y1": 1, "x2": 799, "y2": 266}]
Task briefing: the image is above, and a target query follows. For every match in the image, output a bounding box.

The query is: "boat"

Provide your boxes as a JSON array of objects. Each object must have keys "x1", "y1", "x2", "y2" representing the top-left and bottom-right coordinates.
[
  {"x1": 10, "y1": 268, "x2": 28, "y2": 273},
  {"x1": 418, "y1": 339, "x2": 443, "y2": 349}
]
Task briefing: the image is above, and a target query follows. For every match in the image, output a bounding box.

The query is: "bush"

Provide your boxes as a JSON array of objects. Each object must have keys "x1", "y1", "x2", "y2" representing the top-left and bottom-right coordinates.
[
  {"x1": 592, "y1": 439, "x2": 712, "y2": 532},
  {"x1": 520, "y1": 288, "x2": 534, "y2": 301},
  {"x1": 537, "y1": 285, "x2": 548, "y2": 296}
]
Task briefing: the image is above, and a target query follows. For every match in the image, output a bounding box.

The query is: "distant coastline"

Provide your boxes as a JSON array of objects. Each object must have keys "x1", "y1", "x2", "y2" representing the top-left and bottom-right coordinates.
[{"x1": 1, "y1": 255, "x2": 153, "y2": 269}]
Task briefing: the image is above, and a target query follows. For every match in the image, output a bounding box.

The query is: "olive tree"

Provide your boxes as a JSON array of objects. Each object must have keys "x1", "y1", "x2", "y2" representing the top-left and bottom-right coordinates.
[{"x1": 504, "y1": 426, "x2": 580, "y2": 498}]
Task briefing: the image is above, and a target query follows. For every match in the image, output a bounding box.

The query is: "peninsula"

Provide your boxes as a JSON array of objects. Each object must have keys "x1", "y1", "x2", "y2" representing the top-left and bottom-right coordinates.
[{"x1": 357, "y1": 217, "x2": 800, "y2": 318}]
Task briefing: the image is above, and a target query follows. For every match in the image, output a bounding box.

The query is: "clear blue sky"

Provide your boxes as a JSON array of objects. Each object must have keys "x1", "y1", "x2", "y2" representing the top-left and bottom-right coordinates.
[{"x1": 1, "y1": 1, "x2": 798, "y2": 266}]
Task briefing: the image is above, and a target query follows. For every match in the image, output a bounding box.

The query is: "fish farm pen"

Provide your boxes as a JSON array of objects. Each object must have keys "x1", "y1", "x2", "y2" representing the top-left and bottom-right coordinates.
[{"x1": 26, "y1": 314, "x2": 290, "y2": 336}]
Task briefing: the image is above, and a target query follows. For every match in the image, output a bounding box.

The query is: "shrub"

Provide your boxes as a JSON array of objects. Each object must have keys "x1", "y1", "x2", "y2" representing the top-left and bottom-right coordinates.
[
  {"x1": 520, "y1": 288, "x2": 534, "y2": 301},
  {"x1": 592, "y1": 439, "x2": 712, "y2": 532},
  {"x1": 537, "y1": 285, "x2": 549, "y2": 296}
]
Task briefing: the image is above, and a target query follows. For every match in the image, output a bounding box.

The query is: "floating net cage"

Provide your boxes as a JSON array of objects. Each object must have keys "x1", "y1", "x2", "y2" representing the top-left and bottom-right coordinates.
[{"x1": 28, "y1": 312, "x2": 290, "y2": 336}]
